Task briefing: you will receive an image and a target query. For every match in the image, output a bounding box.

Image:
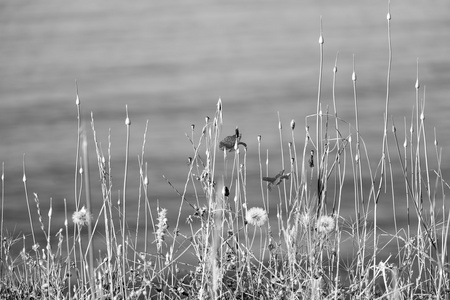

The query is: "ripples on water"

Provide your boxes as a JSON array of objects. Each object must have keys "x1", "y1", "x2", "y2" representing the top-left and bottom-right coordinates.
[{"x1": 1, "y1": 1, "x2": 449, "y2": 258}]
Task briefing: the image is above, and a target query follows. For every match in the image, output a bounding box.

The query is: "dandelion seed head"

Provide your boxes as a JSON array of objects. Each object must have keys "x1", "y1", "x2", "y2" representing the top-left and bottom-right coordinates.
[
  {"x1": 72, "y1": 206, "x2": 91, "y2": 227},
  {"x1": 246, "y1": 207, "x2": 268, "y2": 227},
  {"x1": 317, "y1": 215, "x2": 335, "y2": 234}
]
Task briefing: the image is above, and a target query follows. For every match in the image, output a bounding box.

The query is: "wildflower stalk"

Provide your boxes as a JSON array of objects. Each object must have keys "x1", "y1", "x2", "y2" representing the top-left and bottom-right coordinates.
[
  {"x1": 64, "y1": 198, "x2": 71, "y2": 300},
  {"x1": 1, "y1": 162, "x2": 4, "y2": 271},
  {"x1": 46, "y1": 197, "x2": 53, "y2": 296},
  {"x1": 81, "y1": 132, "x2": 96, "y2": 297},
  {"x1": 373, "y1": 3, "x2": 393, "y2": 288},
  {"x1": 257, "y1": 136, "x2": 267, "y2": 211},
  {"x1": 22, "y1": 155, "x2": 36, "y2": 248},
  {"x1": 75, "y1": 82, "x2": 81, "y2": 211},
  {"x1": 122, "y1": 105, "x2": 131, "y2": 297},
  {"x1": 277, "y1": 113, "x2": 288, "y2": 214},
  {"x1": 316, "y1": 17, "x2": 324, "y2": 184},
  {"x1": 133, "y1": 121, "x2": 148, "y2": 287}
]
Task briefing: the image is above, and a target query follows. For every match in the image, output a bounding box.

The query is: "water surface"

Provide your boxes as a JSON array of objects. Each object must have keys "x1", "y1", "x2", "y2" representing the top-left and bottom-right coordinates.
[{"x1": 1, "y1": 1, "x2": 450, "y2": 259}]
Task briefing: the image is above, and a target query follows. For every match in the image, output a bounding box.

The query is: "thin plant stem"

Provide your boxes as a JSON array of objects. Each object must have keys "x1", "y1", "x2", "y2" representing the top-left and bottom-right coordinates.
[
  {"x1": 316, "y1": 17, "x2": 324, "y2": 197},
  {"x1": 1, "y1": 162, "x2": 4, "y2": 272},
  {"x1": 22, "y1": 155, "x2": 36, "y2": 247},
  {"x1": 122, "y1": 105, "x2": 131, "y2": 297},
  {"x1": 81, "y1": 131, "x2": 95, "y2": 297},
  {"x1": 75, "y1": 82, "x2": 81, "y2": 211}
]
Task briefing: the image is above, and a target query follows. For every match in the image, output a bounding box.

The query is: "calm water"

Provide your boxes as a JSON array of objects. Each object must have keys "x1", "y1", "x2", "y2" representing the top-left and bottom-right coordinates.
[{"x1": 1, "y1": 1, "x2": 450, "y2": 259}]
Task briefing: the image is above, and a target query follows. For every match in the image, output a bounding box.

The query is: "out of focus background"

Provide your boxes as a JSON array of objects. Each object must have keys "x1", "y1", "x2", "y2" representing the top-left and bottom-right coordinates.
[{"x1": 1, "y1": 1, "x2": 450, "y2": 258}]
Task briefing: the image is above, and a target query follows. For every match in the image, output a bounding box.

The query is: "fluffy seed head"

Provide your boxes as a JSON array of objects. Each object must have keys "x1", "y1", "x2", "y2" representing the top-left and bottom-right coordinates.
[
  {"x1": 246, "y1": 207, "x2": 268, "y2": 227},
  {"x1": 72, "y1": 206, "x2": 91, "y2": 227},
  {"x1": 317, "y1": 215, "x2": 335, "y2": 234}
]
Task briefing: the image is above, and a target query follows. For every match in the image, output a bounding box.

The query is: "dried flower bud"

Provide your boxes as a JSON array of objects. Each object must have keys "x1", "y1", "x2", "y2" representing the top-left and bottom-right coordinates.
[
  {"x1": 290, "y1": 120, "x2": 296, "y2": 130},
  {"x1": 223, "y1": 186, "x2": 230, "y2": 197}
]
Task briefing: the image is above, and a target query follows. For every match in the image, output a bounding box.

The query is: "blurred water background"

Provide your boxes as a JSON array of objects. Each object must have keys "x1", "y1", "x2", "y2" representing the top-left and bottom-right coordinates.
[{"x1": 1, "y1": 1, "x2": 450, "y2": 262}]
